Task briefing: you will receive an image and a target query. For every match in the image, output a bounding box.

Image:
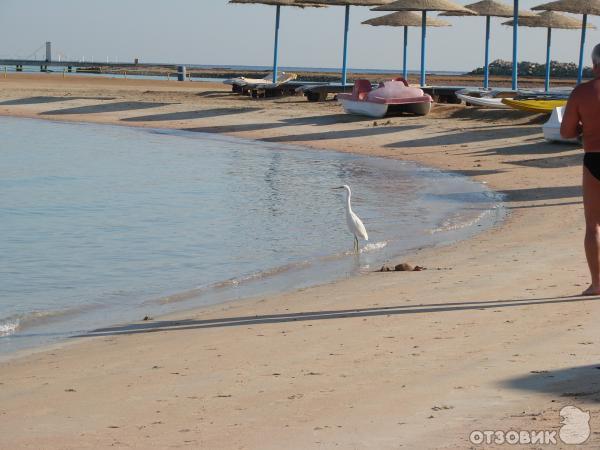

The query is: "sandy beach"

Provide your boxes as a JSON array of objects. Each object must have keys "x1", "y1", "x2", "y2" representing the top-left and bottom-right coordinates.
[{"x1": 1, "y1": 73, "x2": 599, "y2": 449}]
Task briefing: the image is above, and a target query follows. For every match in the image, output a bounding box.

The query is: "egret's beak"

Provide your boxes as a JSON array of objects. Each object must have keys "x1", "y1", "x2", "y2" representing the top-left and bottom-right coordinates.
[{"x1": 332, "y1": 186, "x2": 344, "y2": 190}]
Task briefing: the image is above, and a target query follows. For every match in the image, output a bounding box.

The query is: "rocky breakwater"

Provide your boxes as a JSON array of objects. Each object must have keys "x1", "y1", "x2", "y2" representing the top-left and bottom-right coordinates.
[{"x1": 470, "y1": 59, "x2": 593, "y2": 78}]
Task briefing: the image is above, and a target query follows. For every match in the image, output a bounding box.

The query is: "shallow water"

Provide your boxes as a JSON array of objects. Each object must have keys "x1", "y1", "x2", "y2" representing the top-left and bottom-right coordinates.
[{"x1": 0, "y1": 117, "x2": 504, "y2": 354}]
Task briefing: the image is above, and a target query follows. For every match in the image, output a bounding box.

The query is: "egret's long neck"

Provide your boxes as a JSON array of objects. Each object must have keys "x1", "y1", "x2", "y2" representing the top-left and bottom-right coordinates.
[{"x1": 345, "y1": 190, "x2": 352, "y2": 214}]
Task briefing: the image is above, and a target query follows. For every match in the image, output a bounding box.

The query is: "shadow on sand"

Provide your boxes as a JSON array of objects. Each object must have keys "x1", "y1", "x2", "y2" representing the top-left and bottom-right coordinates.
[
  {"x1": 0, "y1": 96, "x2": 116, "y2": 106},
  {"x1": 121, "y1": 107, "x2": 262, "y2": 122},
  {"x1": 196, "y1": 90, "x2": 236, "y2": 98},
  {"x1": 470, "y1": 142, "x2": 581, "y2": 158},
  {"x1": 429, "y1": 185, "x2": 581, "y2": 204},
  {"x1": 179, "y1": 112, "x2": 375, "y2": 135},
  {"x1": 182, "y1": 123, "x2": 422, "y2": 140},
  {"x1": 446, "y1": 107, "x2": 547, "y2": 125},
  {"x1": 261, "y1": 125, "x2": 423, "y2": 143},
  {"x1": 42, "y1": 101, "x2": 171, "y2": 115},
  {"x1": 76, "y1": 294, "x2": 596, "y2": 338},
  {"x1": 499, "y1": 185, "x2": 582, "y2": 202},
  {"x1": 509, "y1": 153, "x2": 583, "y2": 169},
  {"x1": 280, "y1": 113, "x2": 373, "y2": 126},
  {"x1": 504, "y1": 364, "x2": 600, "y2": 403},
  {"x1": 385, "y1": 126, "x2": 540, "y2": 149}
]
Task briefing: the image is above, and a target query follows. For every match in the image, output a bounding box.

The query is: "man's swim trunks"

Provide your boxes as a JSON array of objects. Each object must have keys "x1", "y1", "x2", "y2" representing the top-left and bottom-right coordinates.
[{"x1": 584, "y1": 153, "x2": 600, "y2": 181}]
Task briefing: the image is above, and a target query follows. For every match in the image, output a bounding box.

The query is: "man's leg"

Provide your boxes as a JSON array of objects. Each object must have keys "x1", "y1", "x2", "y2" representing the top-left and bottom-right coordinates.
[{"x1": 582, "y1": 166, "x2": 600, "y2": 295}]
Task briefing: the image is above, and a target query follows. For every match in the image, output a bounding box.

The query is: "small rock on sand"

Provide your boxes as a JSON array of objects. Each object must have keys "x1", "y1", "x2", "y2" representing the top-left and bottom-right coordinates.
[{"x1": 378, "y1": 263, "x2": 427, "y2": 272}]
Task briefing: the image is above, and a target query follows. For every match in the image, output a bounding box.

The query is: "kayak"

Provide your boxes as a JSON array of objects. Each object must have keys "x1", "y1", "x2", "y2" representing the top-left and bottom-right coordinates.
[
  {"x1": 456, "y1": 93, "x2": 512, "y2": 109},
  {"x1": 501, "y1": 98, "x2": 567, "y2": 114},
  {"x1": 456, "y1": 88, "x2": 517, "y2": 107}
]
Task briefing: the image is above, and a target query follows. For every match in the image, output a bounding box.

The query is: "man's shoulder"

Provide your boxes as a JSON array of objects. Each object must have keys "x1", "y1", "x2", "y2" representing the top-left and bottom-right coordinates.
[{"x1": 571, "y1": 80, "x2": 597, "y2": 97}]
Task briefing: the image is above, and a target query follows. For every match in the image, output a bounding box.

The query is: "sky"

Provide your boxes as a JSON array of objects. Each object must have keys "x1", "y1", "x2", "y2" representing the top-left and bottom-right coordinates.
[{"x1": 1, "y1": 0, "x2": 599, "y2": 73}]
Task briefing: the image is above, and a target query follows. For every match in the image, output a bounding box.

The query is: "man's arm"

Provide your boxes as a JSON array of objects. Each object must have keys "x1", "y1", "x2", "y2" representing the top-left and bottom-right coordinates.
[{"x1": 561, "y1": 89, "x2": 582, "y2": 139}]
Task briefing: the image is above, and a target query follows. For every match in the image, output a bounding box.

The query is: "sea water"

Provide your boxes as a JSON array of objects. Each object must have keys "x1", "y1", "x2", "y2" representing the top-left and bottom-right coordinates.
[{"x1": 0, "y1": 117, "x2": 504, "y2": 355}]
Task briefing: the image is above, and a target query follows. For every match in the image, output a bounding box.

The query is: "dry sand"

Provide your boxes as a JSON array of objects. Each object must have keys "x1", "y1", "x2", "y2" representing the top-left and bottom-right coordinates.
[{"x1": 0, "y1": 73, "x2": 599, "y2": 449}]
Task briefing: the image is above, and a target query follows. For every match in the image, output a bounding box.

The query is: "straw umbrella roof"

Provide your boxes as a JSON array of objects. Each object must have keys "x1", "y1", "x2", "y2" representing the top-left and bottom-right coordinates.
[
  {"x1": 230, "y1": 0, "x2": 322, "y2": 5},
  {"x1": 532, "y1": 0, "x2": 600, "y2": 16},
  {"x1": 440, "y1": 0, "x2": 533, "y2": 17},
  {"x1": 230, "y1": 0, "x2": 324, "y2": 6},
  {"x1": 372, "y1": 0, "x2": 477, "y2": 13},
  {"x1": 363, "y1": 10, "x2": 451, "y2": 25},
  {"x1": 297, "y1": 0, "x2": 393, "y2": 5},
  {"x1": 503, "y1": 10, "x2": 596, "y2": 29}
]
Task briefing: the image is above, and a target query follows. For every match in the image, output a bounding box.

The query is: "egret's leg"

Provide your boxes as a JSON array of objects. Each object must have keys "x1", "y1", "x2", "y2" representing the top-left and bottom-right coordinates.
[{"x1": 354, "y1": 236, "x2": 359, "y2": 253}]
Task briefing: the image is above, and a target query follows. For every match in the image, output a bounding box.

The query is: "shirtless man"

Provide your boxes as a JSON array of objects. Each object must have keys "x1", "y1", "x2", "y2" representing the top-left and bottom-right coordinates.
[{"x1": 562, "y1": 43, "x2": 600, "y2": 295}]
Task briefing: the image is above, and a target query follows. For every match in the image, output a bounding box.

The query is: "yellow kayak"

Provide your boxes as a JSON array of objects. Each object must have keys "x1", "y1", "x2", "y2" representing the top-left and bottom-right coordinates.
[{"x1": 501, "y1": 98, "x2": 567, "y2": 114}]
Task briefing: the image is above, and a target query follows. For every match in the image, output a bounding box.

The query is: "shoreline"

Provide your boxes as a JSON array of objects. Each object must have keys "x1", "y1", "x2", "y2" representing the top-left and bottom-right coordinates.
[
  {"x1": 1, "y1": 74, "x2": 598, "y2": 449},
  {"x1": 0, "y1": 116, "x2": 506, "y2": 358}
]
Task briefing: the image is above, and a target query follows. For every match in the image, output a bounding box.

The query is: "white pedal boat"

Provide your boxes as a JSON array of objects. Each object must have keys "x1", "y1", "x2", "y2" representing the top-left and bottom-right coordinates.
[{"x1": 543, "y1": 106, "x2": 580, "y2": 144}]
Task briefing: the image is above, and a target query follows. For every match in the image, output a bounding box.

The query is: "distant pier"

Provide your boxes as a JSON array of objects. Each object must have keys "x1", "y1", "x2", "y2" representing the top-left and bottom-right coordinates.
[{"x1": 0, "y1": 59, "x2": 178, "y2": 71}]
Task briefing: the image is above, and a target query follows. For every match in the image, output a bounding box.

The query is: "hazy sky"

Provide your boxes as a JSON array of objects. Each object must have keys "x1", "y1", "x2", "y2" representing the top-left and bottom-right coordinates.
[{"x1": 1, "y1": 0, "x2": 599, "y2": 72}]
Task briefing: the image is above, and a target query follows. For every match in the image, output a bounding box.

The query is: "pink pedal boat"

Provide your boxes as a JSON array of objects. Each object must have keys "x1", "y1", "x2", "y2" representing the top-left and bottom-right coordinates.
[{"x1": 337, "y1": 78, "x2": 433, "y2": 118}]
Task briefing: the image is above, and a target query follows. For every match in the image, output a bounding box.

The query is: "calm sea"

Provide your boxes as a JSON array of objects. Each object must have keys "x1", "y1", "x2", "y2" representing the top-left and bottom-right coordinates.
[{"x1": 0, "y1": 117, "x2": 503, "y2": 355}]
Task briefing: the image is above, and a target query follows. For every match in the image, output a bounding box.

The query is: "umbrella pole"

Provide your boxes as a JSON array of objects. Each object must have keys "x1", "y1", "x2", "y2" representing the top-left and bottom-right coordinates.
[
  {"x1": 403, "y1": 25, "x2": 408, "y2": 80},
  {"x1": 545, "y1": 27, "x2": 552, "y2": 92},
  {"x1": 577, "y1": 14, "x2": 588, "y2": 84},
  {"x1": 273, "y1": 5, "x2": 281, "y2": 84},
  {"x1": 420, "y1": 10, "x2": 427, "y2": 87},
  {"x1": 511, "y1": 0, "x2": 518, "y2": 90},
  {"x1": 342, "y1": 5, "x2": 350, "y2": 86},
  {"x1": 484, "y1": 16, "x2": 491, "y2": 89}
]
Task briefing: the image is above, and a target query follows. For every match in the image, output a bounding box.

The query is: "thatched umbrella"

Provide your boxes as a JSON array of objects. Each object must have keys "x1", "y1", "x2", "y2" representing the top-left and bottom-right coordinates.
[
  {"x1": 363, "y1": 12, "x2": 451, "y2": 80},
  {"x1": 296, "y1": 0, "x2": 394, "y2": 85},
  {"x1": 532, "y1": 0, "x2": 600, "y2": 84},
  {"x1": 441, "y1": 1, "x2": 533, "y2": 89},
  {"x1": 503, "y1": 11, "x2": 594, "y2": 90},
  {"x1": 372, "y1": 0, "x2": 476, "y2": 86},
  {"x1": 229, "y1": 0, "x2": 325, "y2": 83}
]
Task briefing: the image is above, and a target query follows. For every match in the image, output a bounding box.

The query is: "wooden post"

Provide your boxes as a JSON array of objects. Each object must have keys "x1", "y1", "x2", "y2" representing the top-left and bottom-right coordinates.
[{"x1": 4, "y1": 67, "x2": 7, "y2": 78}]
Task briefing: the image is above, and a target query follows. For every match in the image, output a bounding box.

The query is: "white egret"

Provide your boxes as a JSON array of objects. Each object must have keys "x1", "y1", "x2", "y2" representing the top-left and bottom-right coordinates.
[{"x1": 333, "y1": 185, "x2": 368, "y2": 253}]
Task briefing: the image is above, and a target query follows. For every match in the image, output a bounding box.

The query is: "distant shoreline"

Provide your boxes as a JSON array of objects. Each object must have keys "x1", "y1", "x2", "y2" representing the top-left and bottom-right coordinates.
[{"x1": 6, "y1": 62, "x2": 584, "y2": 87}]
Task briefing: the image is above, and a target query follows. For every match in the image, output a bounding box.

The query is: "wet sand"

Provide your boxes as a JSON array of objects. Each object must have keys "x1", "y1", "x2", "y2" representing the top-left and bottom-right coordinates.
[{"x1": 0, "y1": 73, "x2": 599, "y2": 449}]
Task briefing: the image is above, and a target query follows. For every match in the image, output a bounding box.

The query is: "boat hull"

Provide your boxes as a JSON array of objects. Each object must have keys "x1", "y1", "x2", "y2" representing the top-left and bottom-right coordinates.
[
  {"x1": 543, "y1": 107, "x2": 580, "y2": 144},
  {"x1": 502, "y1": 98, "x2": 567, "y2": 114},
  {"x1": 338, "y1": 98, "x2": 389, "y2": 118},
  {"x1": 338, "y1": 98, "x2": 432, "y2": 118}
]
